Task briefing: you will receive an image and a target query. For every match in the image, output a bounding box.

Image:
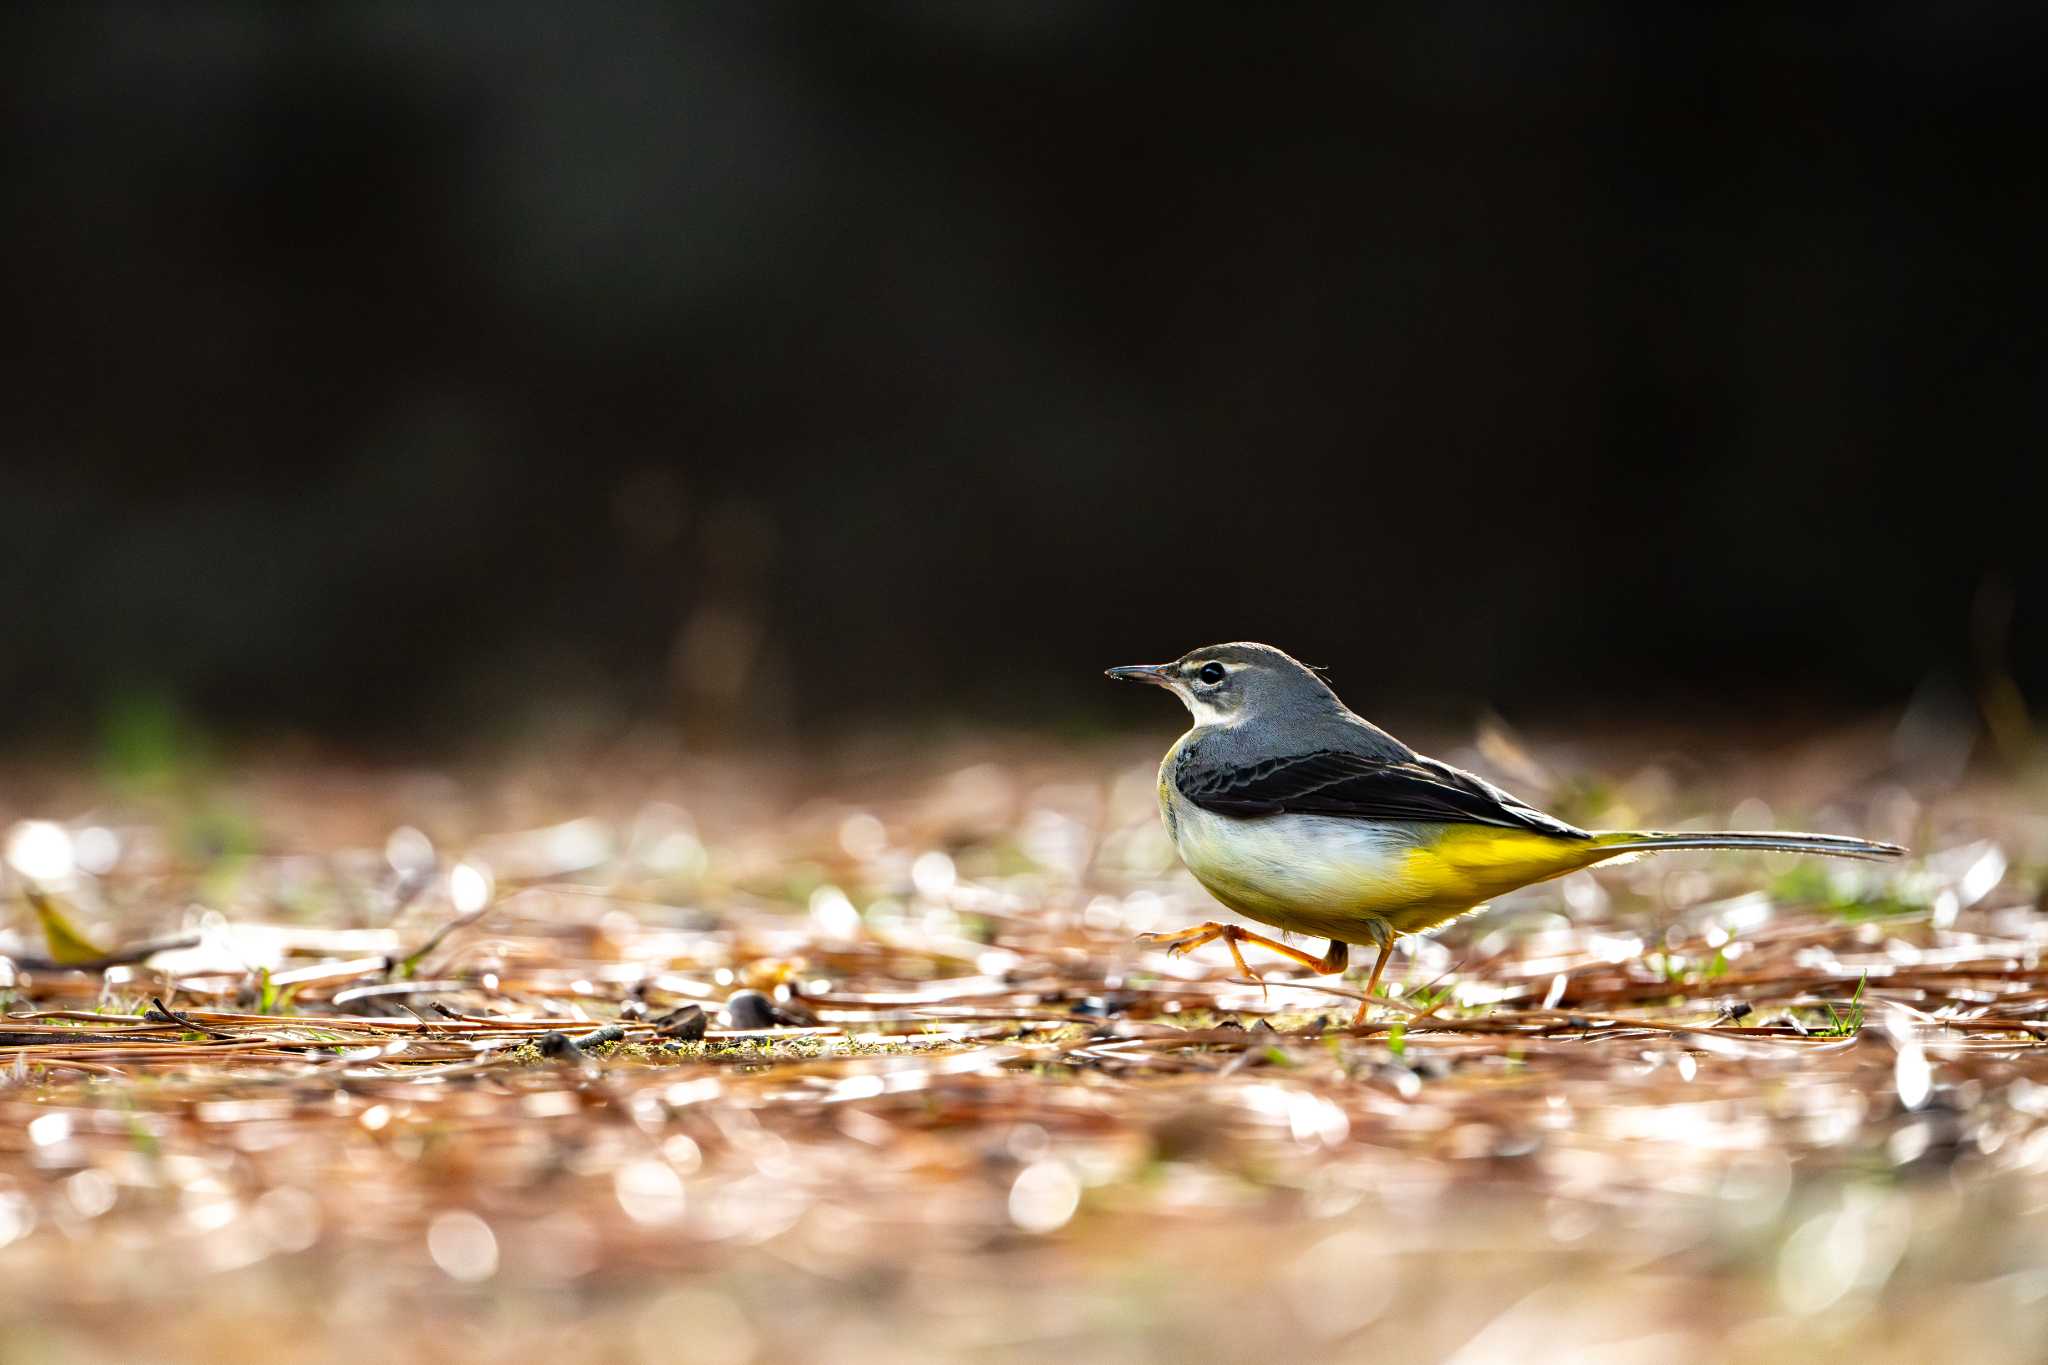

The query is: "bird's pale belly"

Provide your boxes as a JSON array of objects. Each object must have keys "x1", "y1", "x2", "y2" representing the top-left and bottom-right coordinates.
[{"x1": 1162, "y1": 788, "x2": 1592, "y2": 944}]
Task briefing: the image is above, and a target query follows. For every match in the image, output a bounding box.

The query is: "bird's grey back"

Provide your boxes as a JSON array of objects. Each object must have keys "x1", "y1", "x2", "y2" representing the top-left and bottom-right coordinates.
[{"x1": 1161, "y1": 641, "x2": 1584, "y2": 841}]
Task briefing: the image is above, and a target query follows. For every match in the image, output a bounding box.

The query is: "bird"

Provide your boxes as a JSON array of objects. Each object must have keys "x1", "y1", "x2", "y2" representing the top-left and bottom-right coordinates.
[{"x1": 1106, "y1": 642, "x2": 1904, "y2": 1024}]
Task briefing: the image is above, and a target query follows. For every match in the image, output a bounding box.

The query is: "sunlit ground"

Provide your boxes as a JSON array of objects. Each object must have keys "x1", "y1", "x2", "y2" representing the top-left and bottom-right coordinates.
[{"x1": 2, "y1": 718, "x2": 2045, "y2": 1363}]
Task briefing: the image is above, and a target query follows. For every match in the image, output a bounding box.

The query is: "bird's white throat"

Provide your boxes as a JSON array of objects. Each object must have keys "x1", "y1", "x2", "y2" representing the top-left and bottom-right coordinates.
[{"x1": 1181, "y1": 696, "x2": 1239, "y2": 728}]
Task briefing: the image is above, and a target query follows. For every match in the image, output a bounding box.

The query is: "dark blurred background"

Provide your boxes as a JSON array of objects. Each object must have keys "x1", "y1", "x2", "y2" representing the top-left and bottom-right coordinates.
[{"x1": 4, "y1": 3, "x2": 2041, "y2": 751}]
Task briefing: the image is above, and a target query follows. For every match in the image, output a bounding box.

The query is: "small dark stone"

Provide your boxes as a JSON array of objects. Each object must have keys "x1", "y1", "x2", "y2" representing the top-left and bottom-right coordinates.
[
  {"x1": 724, "y1": 989, "x2": 779, "y2": 1030},
  {"x1": 656, "y1": 1003, "x2": 709, "y2": 1041},
  {"x1": 1070, "y1": 991, "x2": 1139, "y2": 1017}
]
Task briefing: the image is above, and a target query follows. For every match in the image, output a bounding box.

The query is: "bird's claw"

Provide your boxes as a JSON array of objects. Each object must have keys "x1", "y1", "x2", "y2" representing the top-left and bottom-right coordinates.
[
  {"x1": 1136, "y1": 924, "x2": 1267, "y2": 995},
  {"x1": 1135, "y1": 925, "x2": 1220, "y2": 958}
]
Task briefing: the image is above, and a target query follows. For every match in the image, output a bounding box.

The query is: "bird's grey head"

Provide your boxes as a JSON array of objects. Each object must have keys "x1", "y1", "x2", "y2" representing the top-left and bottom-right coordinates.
[{"x1": 1105, "y1": 642, "x2": 1342, "y2": 728}]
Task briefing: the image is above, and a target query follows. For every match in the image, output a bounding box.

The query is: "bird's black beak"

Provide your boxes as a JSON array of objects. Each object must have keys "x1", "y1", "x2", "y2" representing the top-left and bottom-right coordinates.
[{"x1": 1104, "y1": 663, "x2": 1174, "y2": 687}]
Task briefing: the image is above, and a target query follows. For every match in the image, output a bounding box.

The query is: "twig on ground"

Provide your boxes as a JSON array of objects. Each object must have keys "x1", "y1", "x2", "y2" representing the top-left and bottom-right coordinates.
[
  {"x1": 144, "y1": 996, "x2": 237, "y2": 1039},
  {"x1": 387, "y1": 907, "x2": 491, "y2": 979}
]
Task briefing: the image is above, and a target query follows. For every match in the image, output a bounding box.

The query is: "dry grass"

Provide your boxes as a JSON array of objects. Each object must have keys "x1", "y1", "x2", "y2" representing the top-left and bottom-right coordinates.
[{"x1": 1, "y1": 725, "x2": 2045, "y2": 1363}]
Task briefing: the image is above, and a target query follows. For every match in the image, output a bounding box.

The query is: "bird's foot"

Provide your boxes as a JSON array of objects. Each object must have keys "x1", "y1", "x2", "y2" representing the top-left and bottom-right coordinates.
[
  {"x1": 1137, "y1": 922, "x2": 1264, "y2": 991},
  {"x1": 1135, "y1": 922, "x2": 1227, "y2": 956}
]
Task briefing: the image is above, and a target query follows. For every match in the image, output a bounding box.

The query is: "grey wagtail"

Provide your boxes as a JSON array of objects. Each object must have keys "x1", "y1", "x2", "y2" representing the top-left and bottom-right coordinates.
[{"x1": 1107, "y1": 642, "x2": 1904, "y2": 1023}]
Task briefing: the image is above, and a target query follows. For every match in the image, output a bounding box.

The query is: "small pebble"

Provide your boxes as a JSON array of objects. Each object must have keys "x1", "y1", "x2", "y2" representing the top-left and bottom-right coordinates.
[
  {"x1": 724, "y1": 989, "x2": 779, "y2": 1030},
  {"x1": 1069, "y1": 992, "x2": 1138, "y2": 1017},
  {"x1": 656, "y1": 1003, "x2": 708, "y2": 1041}
]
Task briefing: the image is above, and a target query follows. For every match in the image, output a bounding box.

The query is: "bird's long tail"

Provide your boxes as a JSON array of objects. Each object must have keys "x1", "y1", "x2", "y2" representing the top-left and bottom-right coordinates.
[{"x1": 1590, "y1": 829, "x2": 1905, "y2": 861}]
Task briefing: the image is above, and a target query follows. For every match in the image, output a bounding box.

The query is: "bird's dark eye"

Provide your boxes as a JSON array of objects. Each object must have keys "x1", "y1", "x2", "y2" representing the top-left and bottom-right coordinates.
[{"x1": 1197, "y1": 662, "x2": 1226, "y2": 686}]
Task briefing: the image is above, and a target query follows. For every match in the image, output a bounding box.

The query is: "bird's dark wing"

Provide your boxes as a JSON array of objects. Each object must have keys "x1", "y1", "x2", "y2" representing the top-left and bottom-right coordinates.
[{"x1": 1178, "y1": 748, "x2": 1589, "y2": 839}]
